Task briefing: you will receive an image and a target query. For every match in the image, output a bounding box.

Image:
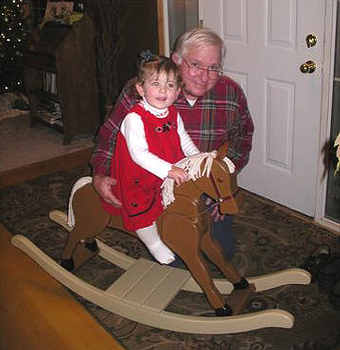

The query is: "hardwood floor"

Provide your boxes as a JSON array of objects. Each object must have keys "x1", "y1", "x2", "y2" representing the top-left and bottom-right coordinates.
[{"x1": 0, "y1": 147, "x2": 93, "y2": 189}]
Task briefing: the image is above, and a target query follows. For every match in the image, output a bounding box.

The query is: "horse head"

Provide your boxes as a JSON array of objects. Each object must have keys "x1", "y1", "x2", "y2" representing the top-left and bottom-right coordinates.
[
  {"x1": 213, "y1": 144, "x2": 240, "y2": 214},
  {"x1": 196, "y1": 144, "x2": 239, "y2": 215}
]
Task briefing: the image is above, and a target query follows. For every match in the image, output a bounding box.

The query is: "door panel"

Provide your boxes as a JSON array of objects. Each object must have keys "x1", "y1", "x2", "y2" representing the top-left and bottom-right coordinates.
[{"x1": 199, "y1": 0, "x2": 327, "y2": 216}]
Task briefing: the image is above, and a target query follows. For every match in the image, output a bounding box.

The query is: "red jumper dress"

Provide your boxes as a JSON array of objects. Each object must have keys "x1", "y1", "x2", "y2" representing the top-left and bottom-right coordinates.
[{"x1": 102, "y1": 104, "x2": 185, "y2": 231}]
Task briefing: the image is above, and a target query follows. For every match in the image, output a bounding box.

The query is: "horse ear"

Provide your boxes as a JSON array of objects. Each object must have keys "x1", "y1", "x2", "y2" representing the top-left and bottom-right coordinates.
[{"x1": 217, "y1": 143, "x2": 228, "y2": 159}]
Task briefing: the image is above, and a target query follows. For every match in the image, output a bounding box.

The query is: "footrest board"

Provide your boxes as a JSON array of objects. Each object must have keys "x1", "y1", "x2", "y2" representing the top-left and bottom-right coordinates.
[{"x1": 106, "y1": 258, "x2": 191, "y2": 311}]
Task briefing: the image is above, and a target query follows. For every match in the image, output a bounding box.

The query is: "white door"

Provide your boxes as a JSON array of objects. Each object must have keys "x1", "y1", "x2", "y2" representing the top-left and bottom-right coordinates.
[{"x1": 199, "y1": 0, "x2": 332, "y2": 216}]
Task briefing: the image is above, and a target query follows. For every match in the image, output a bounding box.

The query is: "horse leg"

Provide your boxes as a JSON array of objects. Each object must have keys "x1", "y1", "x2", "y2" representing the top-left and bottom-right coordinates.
[
  {"x1": 61, "y1": 184, "x2": 110, "y2": 270},
  {"x1": 159, "y1": 215, "x2": 227, "y2": 312},
  {"x1": 200, "y1": 231, "x2": 249, "y2": 291}
]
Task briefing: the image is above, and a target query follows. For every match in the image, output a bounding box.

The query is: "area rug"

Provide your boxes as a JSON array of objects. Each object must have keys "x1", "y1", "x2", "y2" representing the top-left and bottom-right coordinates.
[{"x1": 1, "y1": 166, "x2": 340, "y2": 350}]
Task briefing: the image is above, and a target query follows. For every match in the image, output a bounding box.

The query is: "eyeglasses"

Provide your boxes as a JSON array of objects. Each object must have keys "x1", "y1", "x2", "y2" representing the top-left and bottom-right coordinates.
[{"x1": 182, "y1": 57, "x2": 222, "y2": 78}]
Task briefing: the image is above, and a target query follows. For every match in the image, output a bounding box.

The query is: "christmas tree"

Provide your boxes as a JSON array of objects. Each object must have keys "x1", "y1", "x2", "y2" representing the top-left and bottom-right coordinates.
[{"x1": 0, "y1": 0, "x2": 27, "y2": 94}]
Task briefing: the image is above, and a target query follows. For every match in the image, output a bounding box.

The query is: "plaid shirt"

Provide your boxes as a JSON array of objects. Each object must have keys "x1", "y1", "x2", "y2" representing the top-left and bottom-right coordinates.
[{"x1": 90, "y1": 76, "x2": 254, "y2": 176}]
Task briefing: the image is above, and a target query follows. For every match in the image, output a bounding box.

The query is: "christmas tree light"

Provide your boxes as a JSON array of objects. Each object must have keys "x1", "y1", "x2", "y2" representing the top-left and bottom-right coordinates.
[{"x1": 0, "y1": 0, "x2": 27, "y2": 94}]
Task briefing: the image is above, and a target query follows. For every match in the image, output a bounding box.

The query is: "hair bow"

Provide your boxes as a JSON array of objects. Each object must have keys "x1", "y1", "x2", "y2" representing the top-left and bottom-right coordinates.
[{"x1": 139, "y1": 49, "x2": 155, "y2": 63}]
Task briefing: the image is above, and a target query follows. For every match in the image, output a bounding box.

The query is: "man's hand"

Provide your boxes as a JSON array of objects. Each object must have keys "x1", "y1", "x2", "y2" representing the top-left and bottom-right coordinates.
[
  {"x1": 205, "y1": 197, "x2": 225, "y2": 222},
  {"x1": 210, "y1": 205, "x2": 225, "y2": 222},
  {"x1": 93, "y1": 175, "x2": 122, "y2": 207},
  {"x1": 168, "y1": 165, "x2": 188, "y2": 186}
]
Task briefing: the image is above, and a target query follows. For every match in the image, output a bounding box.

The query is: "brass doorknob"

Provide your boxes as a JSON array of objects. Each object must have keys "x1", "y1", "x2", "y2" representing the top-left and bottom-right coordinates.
[
  {"x1": 300, "y1": 60, "x2": 316, "y2": 74},
  {"x1": 306, "y1": 34, "x2": 317, "y2": 48}
]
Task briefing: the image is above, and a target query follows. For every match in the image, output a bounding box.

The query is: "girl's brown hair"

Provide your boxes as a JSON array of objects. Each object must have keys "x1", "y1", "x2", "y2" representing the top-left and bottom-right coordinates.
[{"x1": 136, "y1": 55, "x2": 182, "y2": 87}]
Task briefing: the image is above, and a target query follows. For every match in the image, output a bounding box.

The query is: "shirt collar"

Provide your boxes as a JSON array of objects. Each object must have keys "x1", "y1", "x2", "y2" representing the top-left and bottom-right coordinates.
[
  {"x1": 176, "y1": 91, "x2": 200, "y2": 106},
  {"x1": 141, "y1": 97, "x2": 169, "y2": 118}
]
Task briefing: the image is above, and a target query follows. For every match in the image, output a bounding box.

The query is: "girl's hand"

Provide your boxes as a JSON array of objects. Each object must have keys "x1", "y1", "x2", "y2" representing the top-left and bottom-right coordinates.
[{"x1": 168, "y1": 166, "x2": 188, "y2": 186}]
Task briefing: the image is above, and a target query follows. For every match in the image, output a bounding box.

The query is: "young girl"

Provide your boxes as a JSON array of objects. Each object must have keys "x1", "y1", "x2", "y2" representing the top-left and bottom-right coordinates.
[{"x1": 102, "y1": 53, "x2": 199, "y2": 264}]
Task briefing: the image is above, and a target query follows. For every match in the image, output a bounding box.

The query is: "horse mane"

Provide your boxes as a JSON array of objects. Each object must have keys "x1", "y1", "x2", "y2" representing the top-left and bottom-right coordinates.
[{"x1": 161, "y1": 151, "x2": 217, "y2": 208}]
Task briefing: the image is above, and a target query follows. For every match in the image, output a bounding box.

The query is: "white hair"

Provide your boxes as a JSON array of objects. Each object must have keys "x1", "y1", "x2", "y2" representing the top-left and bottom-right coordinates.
[{"x1": 172, "y1": 27, "x2": 226, "y2": 61}]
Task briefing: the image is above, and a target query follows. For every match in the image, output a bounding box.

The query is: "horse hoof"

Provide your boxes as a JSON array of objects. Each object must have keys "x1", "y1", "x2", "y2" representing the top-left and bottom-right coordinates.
[
  {"x1": 215, "y1": 304, "x2": 233, "y2": 316},
  {"x1": 233, "y1": 277, "x2": 249, "y2": 290},
  {"x1": 61, "y1": 258, "x2": 74, "y2": 271},
  {"x1": 85, "y1": 240, "x2": 98, "y2": 252}
]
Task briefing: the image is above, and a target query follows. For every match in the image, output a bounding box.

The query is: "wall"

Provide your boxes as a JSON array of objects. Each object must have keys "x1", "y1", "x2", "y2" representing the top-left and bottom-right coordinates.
[{"x1": 167, "y1": 0, "x2": 198, "y2": 51}]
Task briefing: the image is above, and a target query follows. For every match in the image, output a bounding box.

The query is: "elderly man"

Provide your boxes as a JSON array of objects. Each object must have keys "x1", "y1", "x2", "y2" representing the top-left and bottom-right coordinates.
[{"x1": 90, "y1": 27, "x2": 254, "y2": 262}]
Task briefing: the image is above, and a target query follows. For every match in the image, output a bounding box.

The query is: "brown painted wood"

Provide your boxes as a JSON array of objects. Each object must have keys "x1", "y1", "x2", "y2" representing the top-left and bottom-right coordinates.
[{"x1": 229, "y1": 284, "x2": 256, "y2": 315}]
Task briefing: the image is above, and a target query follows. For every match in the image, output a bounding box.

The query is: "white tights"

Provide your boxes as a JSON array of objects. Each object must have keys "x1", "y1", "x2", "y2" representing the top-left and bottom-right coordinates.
[{"x1": 136, "y1": 223, "x2": 175, "y2": 264}]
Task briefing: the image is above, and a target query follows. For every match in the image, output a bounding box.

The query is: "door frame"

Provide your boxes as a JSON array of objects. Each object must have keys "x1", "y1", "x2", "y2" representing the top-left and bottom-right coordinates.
[
  {"x1": 158, "y1": 0, "x2": 170, "y2": 57},
  {"x1": 315, "y1": 0, "x2": 339, "y2": 233}
]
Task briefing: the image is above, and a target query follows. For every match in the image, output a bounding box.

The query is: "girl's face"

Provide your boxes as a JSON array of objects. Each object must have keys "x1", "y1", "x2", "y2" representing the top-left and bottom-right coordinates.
[{"x1": 136, "y1": 71, "x2": 180, "y2": 110}]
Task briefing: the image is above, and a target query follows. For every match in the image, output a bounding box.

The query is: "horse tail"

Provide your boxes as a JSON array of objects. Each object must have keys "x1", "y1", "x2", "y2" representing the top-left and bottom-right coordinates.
[{"x1": 67, "y1": 176, "x2": 93, "y2": 228}]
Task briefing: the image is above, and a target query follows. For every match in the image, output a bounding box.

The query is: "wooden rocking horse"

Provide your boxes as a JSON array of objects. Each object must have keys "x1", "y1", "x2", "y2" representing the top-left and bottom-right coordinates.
[{"x1": 12, "y1": 144, "x2": 311, "y2": 334}]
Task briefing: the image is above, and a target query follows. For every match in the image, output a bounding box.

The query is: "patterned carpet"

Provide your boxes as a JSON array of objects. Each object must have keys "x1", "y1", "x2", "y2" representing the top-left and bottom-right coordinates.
[{"x1": 1, "y1": 166, "x2": 340, "y2": 350}]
